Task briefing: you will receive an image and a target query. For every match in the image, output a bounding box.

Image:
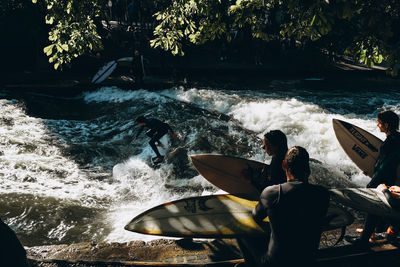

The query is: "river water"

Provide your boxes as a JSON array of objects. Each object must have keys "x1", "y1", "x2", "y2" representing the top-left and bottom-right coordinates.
[{"x1": 0, "y1": 79, "x2": 399, "y2": 247}]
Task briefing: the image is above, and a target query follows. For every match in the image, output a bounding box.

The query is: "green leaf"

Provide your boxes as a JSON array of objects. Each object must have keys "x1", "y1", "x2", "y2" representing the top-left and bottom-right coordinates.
[
  {"x1": 173, "y1": 45, "x2": 179, "y2": 55},
  {"x1": 43, "y1": 44, "x2": 54, "y2": 56},
  {"x1": 310, "y1": 15, "x2": 316, "y2": 26},
  {"x1": 45, "y1": 15, "x2": 54, "y2": 25},
  {"x1": 56, "y1": 45, "x2": 63, "y2": 52}
]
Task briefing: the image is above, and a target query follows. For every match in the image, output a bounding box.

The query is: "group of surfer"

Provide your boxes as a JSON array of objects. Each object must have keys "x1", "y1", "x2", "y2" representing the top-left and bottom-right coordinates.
[
  {"x1": 236, "y1": 109, "x2": 400, "y2": 267},
  {"x1": 131, "y1": 110, "x2": 400, "y2": 267}
]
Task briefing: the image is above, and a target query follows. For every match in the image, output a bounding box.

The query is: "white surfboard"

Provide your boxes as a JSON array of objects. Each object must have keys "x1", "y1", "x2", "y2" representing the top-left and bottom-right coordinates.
[
  {"x1": 91, "y1": 60, "x2": 118, "y2": 84},
  {"x1": 332, "y1": 119, "x2": 383, "y2": 177},
  {"x1": 190, "y1": 154, "x2": 267, "y2": 200},
  {"x1": 330, "y1": 188, "x2": 400, "y2": 221},
  {"x1": 117, "y1": 57, "x2": 133, "y2": 62},
  {"x1": 125, "y1": 194, "x2": 354, "y2": 238}
]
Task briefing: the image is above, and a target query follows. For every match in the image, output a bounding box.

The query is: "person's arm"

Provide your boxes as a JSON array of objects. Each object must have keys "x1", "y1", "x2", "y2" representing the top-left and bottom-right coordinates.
[
  {"x1": 132, "y1": 125, "x2": 144, "y2": 144},
  {"x1": 165, "y1": 123, "x2": 177, "y2": 139},
  {"x1": 379, "y1": 184, "x2": 400, "y2": 210},
  {"x1": 252, "y1": 186, "x2": 278, "y2": 230},
  {"x1": 253, "y1": 201, "x2": 268, "y2": 222},
  {"x1": 367, "y1": 152, "x2": 399, "y2": 188}
]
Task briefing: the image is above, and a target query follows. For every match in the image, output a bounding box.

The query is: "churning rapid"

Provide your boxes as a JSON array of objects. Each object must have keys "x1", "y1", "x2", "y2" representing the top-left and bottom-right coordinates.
[{"x1": 1, "y1": 80, "x2": 399, "y2": 246}]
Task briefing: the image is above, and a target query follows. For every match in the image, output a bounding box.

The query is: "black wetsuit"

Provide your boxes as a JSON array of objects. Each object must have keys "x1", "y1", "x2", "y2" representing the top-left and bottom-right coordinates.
[
  {"x1": 367, "y1": 131, "x2": 400, "y2": 188},
  {"x1": 135, "y1": 118, "x2": 172, "y2": 158},
  {"x1": 237, "y1": 150, "x2": 287, "y2": 267},
  {"x1": 252, "y1": 180, "x2": 330, "y2": 267},
  {"x1": 251, "y1": 150, "x2": 287, "y2": 192},
  {"x1": 361, "y1": 131, "x2": 400, "y2": 241}
]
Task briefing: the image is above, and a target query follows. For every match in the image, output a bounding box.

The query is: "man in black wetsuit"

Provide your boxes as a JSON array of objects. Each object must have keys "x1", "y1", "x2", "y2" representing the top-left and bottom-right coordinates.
[
  {"x1": 348, "y1": 110, "x2": 400, "y2": 247},
  {"x1": 131, "y1": 115, "x2": 177, "y2": 163},
  {"x1": 239, "y1": 146, "x2": 330, "y2": 267},
  {"x1": 367, "y1": 110, "x2": 400, "y2": 188}
]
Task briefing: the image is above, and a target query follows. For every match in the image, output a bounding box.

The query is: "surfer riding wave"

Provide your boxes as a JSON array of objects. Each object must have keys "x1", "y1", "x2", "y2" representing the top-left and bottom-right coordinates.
[{"x1": 131, "y1": 115, "x2": 177, "y2": 164}]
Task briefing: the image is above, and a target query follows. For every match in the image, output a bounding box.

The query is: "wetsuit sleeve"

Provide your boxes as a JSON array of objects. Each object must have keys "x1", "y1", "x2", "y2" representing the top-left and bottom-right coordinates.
[
  {"x1": 252, "y1": 185, "x2": 279, "y2": 222},
  {"x1": 135, "y1": 126, "x2": 144, "y2": 139},
  {"x1": 368, "y1": 152, "x2": 400, "y2": 188},
  {"x1": 253, "y1": 199, "x2": 268, "y2": 222}
]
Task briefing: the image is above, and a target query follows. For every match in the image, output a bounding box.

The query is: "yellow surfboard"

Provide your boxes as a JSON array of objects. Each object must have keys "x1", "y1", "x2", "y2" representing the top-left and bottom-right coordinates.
[{"x1": 125, "y1": 194, "x2": 353, "y2": 238}]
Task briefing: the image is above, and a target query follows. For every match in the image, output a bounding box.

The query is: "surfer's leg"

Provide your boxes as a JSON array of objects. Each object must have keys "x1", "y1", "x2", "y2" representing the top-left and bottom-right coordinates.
[
  {"x1": 346, "y1": 214, "x2": 378, "y2": 248},
  {"x1": 149, "y1": 128, "x2": 168, "y2": 163},
  {"x1": 155, "y1": 139, "x2": 164, "y2": 147},
  {"x1": 360, "y1": 214, "x2": 379, "y2": 243},
  {"x1": 149, "y1": 137, "x2": 162, "y2": 158},
  {"x1": 152, "y1": 129, "x2": 168, "y2": 150},
  {"x1": 146, "y1": 129, "x2": 156, "y2": 137}
]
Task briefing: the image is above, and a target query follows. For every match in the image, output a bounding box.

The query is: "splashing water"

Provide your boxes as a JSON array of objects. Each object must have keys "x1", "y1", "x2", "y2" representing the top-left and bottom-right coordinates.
[{"x1": 1, "y1": 81, "x2": 399, "y2": 246}]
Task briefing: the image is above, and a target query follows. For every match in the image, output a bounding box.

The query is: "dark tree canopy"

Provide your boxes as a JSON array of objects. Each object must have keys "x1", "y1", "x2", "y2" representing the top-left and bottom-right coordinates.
[{"x1": 28, "y1": 0, "x2": 400, "y2": 75}]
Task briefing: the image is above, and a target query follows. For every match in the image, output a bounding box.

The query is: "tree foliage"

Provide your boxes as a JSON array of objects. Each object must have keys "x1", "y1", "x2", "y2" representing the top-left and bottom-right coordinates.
[
  {"x1": 32, "y1": 0, "x2": 400, "y2": 75},
  {"x1": 151, "y1": 0, "x2": 400, "y2": 75},
  {"x1": 32, "y1": 0, "x2": 103, "y2": 70}
]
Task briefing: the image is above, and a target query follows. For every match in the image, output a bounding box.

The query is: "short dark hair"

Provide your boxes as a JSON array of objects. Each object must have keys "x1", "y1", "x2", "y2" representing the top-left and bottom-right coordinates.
[
  {"x1": 264, "y1": 130, "x2": 288, "y2": 151},
  {"x1": 378, "y1": 110, "x2": 399, "y2": 131},
  {"x1": 135, "y1": 115, "x2": 147, "y2": 123},
  {"x1": 284, "y1": 146, "x2": 310, "y2": 182}
]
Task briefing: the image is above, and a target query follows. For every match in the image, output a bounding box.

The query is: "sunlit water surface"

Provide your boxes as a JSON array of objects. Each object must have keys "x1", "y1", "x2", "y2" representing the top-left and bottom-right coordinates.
[{"x1": 1, "y1": 80, "x2": 399, "y2": 246}]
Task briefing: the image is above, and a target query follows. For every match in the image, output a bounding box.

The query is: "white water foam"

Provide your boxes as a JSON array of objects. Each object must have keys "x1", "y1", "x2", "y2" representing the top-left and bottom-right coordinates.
[
  {"x1": 161, "y1": 87, "x2": 391, "y2": 187},
  {"x1": 2, "y1": 85, "x2": 399, "y2": 244}
]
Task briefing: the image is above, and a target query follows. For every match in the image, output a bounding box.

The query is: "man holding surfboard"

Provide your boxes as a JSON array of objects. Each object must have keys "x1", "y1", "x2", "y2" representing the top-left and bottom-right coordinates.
[
  {"x1": 349, "y1": 110, "x2": 400, "y2": 247},
  {"x1": 238, "y1": 146, "x2": 330, "y2": 267},
  {"x1": 131, "y1": 115, "x2": 177, "y2": 164},
  {"x1": 367, "y1": 110, "x2": 400, "y2": 188}
]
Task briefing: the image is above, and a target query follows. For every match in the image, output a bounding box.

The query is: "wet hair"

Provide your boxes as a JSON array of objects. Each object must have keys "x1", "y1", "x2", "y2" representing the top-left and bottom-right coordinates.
[
  {"x1": 264, "y1": 130, "x2": 288, "y2": 153},
  {"x1": 378, "y1": 110, "x2": 399, "y2": 131},
  {"x1": 135, "y1": 115, "x2": 147, "y2": 124},
  {"x1": 283, "y1": 146, "x2": 310, "y2": 182}
]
